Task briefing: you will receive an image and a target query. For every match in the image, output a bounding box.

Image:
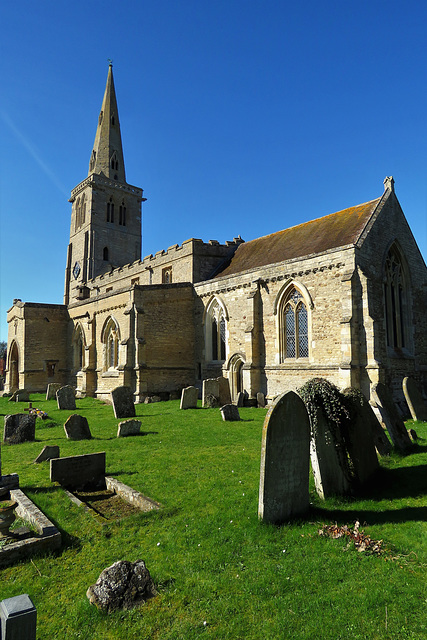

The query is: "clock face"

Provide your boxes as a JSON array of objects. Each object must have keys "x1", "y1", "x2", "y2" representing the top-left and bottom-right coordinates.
[{"x1": 73, "y1": 262, "x2": 81, "y2": 279}]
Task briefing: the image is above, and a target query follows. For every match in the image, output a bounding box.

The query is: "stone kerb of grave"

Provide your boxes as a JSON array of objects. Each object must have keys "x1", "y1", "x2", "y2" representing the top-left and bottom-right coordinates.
[
  {"x1": 342, "y1": 390, "x2": 379, "y2": 484},
  {"x1": 403, "y1": 377, "x2": 427, "y2": 422},
  {"x1": 46, "y1": 382, "x2": 62, "y2": 401},
  {"x1": 117, "y1": 420, "x2": 141, "y2": 437},
  {"x1": 50, "y1": 452, "x2": 106, "y2": 489},
  {"x1": 258, "y1": 390, "x2": 310, "y2": 524},
  {"x1": 220, "y1": 404, "x2": 240, "y2": 421},
  {"x1": 34, "y1": 445, "x2": 60, "y2": 463},
  {"x1": 180, "y1": 386, "x2": 198, "y2": 410},
  {"x1": 3, "y1": 414, "x2": 36, "y2": 444},
  {"x1": 87, "y1": 559, "x2": 156, "y2": 612},
  {"x1": 111, "y1": 386, "x2": 136, "y2": 419},
  {"x1": 372, "y1": 383, "x2": 412, "y2": 452},
  {"x1": 64, "y1": 415, "x2": 92, "y2": 440},
  {"x1": 56, "y1": 385, "x2": 76, "y2": 410}
]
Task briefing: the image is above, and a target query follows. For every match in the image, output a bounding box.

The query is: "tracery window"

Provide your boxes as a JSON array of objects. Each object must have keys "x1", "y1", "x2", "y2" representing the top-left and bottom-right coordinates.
[
  {"x1": 384, "y1": 245, "x2": 409, "y2": 349},
  {"x1": 205, "y1": 298, "x2": 228, "y2": 361},
  {"x1": 162, "y1": 267, "x2": 172, "y2": 283},
  {"x1": 73, "y1": 325, "x2": 85, "y2": 372},
  {"x1": 107, "y1": 197, "x2": 114, "y2": 223},
  {"x1": 103, "y1": 317, "x2": 120, "y2": 371},
  {"x1": 279, "y1": 287, "x2": 309, "y2": 361}
]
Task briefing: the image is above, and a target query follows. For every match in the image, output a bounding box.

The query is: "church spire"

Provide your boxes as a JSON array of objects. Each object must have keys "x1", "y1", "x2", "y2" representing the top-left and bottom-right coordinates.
[{"x1": 88, "y1": 63, "x2": 126, "y2": 183}]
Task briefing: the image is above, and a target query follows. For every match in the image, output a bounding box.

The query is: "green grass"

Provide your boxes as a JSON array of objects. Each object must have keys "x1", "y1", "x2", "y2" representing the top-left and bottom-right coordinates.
[{"x1": 0, "y1": 395, "x2": 426, "y2": 640}]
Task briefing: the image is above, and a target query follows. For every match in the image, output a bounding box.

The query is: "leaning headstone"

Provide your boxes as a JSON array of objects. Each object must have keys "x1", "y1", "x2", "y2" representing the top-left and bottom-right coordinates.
[
  {"x1": 8, "y1": 389, "x2": 25, "y2": 402},
  {"x1": 180, "y1": 386, "x2": 198, "y2": 409},
  {"x1": 117, "y1": 420, "x2": 141, "y2": 437},
  {"x1": 359, "y1": 397, "x2": 392, "y2": 456},
  {"x1": 342, "y1": 391, "x2": 379, "y2": 484},
  {"x1": 3, "y1": 414, "x2": 36, "y2": 444},
  {"x1": 0, "y1": 594, "x2": 37, "y2": 640},
  {"x1": 34, "y1": 445, "x2": 60, "y2": 463},
  {"x1": 111, "y1": 386, "x2": 135, "y2": 418},
  {"x1": 64, "y1": 414, "x2": 92, "y2": 440},
  {"x1": 217, "y1": 377, "x2": 232, "y2": 405},
  {"x1": 15, "y1": 389, "x2": 29, "y2": 403},
  {"x1": 403, "y1": 377, "x2": 427, "y2": 422},
  {"x1": 257, "y1": 392, "x2": 266, "y2": 408},
  {"x1": 202, "y1": 378, "x2": 220, "y2": 407},
  {"x1": 86, "y1": 560, "x2": 155, "y2": 612},
  {"x1": 258, "y1": 391, "x2": 310, "y2": 523},
  {"x1": 236, "y1": 391, "x2": 245, "y2": 407},
  {"x1": 407, "y1": 428, "x2": 418, "y2": 441},
  {"x1": 220, "y1": 404, "x2": 240, "y2": 421},
  {"x1": 372, "y1": 383, "x2": 412, "y2": 452},
  {"x1": 56, "y1": 385, "x2": 76, "y2": 410},
  {"x1": 46, "y1": 382, "x2": 62, "y2": 401},
  {"x1": 50, "y1": 452, "x2": 106, "y2": 489},
  {"x1": 310, "y1": 409, "x2": 351, "y2": 499}
]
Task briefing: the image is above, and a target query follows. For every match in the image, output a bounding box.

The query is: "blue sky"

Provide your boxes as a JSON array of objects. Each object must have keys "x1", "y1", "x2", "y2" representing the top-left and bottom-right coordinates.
[{"x1": 1, "y1": 0, "x2": 426, "y2": 342}]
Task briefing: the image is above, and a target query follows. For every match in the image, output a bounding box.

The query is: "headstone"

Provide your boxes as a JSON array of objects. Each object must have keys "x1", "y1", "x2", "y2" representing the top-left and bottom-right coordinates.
[
  {"x1": 236, "y1": 391, "x2": 245, "y2": 407},
  {"x1": 202, "y1": 378, "x2": 219, "y2": 407},
  {"x1": 205, "y1": 394, "x2": 220, "y2": 408},
  {"x1": 56, "y1": 385, "x2": 76, "y2": 410},
  {"x1": 220, "y1": 404, "x2": 240, "y2": 421},
  {"x1": 403, "y1": 377, "x2": 427, "y2": 422},
  {"x1": 64, "y1": 414, "x2": 92, "y2": 440},
  {"x1": 258, "y1": 391, "x2": 310, "y2": 523},
  {"x1": 111, "y1": 386, "x2": 135, "y2": 418},
  {"x1": 8, "y1": 389, "x2": 26, "y2": 403},
  {"x1": 0, "y1": 594, "x2": 37, "y2": 640},
  {"x1": 359, "y1": 397, "x2": 392, "y2": 456},
  {"x1": 408, "y1": 428, "x2": 418, "y2": 441},
  {"x1": 372, "y1": 383, "x2": 412, "y2": 452},
  {"x1": 217, "y1": 377, "x2": 232, "y2": 405},
  {"x1": 46, "y1": 382, "x2": 62, "y2": 401},
  {"x1": 86, "y1": 560, "x2": 155, "y2": 612},
  {"x1": 310, "y1": 409, "x2": 351, "y2": 499},
  {"x1": 14, "y1": 390, "x2": 29, "y2": 403},
  {"x1": 34, "y1": 445, "x2": 60, "y2": 463},
  {"x1": 3, "y1": 414, "x2": 36, "y2": 444},
  {"x1": 50, "y1": 452, "x2": 106, "y2": 489},
  {"x1": 342, "y1": 391, "x2": 379, "y2": 484},
  {"x1": 180, "y1": 386, "x2": 198, "y2": 410},
  {"x1": 117, "y1": 420, "x2": 141, "y2": 437},
  {"x1": 257, "y1": 392, "x2": 266, "y2": 408}
]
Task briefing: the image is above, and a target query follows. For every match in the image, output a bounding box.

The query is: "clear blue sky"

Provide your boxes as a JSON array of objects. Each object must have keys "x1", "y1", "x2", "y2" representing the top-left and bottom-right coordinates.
[{"x1": 1, "y1": 0, "x2": 426, "y2": 342}]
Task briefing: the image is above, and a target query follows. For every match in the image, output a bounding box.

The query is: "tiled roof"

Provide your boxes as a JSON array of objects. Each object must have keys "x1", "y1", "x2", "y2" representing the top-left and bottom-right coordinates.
[{"x1": 215, "y1": 197, "x2": 382, "y2": 278}]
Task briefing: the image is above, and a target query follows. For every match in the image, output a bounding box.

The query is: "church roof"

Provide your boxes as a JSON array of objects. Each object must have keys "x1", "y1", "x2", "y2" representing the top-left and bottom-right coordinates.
[{"x1": 215, "y1": 195, "x2": 383, "y2": 278}]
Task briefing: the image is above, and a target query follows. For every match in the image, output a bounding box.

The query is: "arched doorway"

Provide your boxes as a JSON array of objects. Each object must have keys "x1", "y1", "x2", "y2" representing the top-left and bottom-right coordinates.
[
  {"x1": 8, "y1": 341, "x2": 19, "y2": 392},
  {"x1": 228, "y1": 353, "x2": 245, "y2": 402}
]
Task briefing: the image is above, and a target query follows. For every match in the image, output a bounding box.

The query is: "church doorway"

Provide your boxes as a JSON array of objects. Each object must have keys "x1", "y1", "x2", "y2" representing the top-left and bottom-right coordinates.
[
  {"x1": 228, "y1": 354, "x2": 245, "y2": 402},
  {"x1": 8, "y1": 341, "x2": 19, "y2": 391}
]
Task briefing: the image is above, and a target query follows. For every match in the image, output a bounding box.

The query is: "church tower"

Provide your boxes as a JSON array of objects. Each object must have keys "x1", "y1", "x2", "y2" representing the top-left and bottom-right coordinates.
[{"x1": 64, "y1": 64, "x2": 145, "y2": 304}]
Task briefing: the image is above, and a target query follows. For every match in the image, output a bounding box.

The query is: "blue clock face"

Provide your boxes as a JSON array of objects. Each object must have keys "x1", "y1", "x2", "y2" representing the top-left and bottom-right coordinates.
[{"x1": 73, "y1": 262, "x2": 81, "y2": 279}]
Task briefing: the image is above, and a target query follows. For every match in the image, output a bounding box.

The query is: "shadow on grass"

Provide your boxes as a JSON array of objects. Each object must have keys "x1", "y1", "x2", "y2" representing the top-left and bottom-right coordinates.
[
  {"x1": 311, "y1": 505, "x2": 427, "y2": 526},
  {"x1": 361, "y1": 465, "x2": 427, "y2": 500}
]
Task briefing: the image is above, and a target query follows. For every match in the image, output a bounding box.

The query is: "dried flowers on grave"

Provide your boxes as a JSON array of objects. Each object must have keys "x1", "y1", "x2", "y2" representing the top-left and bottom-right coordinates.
[{"x1": 318, "y1": 520, "x2": 385, "y2": 555}]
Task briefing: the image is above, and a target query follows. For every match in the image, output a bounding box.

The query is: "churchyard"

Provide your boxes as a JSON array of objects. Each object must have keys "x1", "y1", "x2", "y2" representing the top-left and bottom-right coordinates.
[{"x1": 0, "y1": 392, "x2": 425, "y2": 639}]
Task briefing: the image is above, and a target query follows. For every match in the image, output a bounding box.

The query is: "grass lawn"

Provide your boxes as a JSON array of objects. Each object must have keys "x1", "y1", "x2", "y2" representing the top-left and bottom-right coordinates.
[{"x1": 0, "y1": 394, "x2": 425, "y2": 640}]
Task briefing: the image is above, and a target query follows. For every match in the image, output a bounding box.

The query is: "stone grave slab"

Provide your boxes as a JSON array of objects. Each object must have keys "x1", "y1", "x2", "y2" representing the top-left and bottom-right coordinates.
[
  {"x1": 310, "y1": 409, "x2": 351, "y2": 499},
  {"x1": 3, "y1": 414, "x2": 36, "y2": 444},
  {"x1": 111, "y1": 386, "x2": 136, "y2": 418},
  {"x1": 220, "y1": 404, "x2": 240, "y2": 421},
  {"x1": 46, "y1": 382, "x2": 62, "y2": 401},
  {"x1": 180, "y1": 386, "x2": 198, "y2": 409},
  {"x1": 342, "y1": 391, "x2": 379, "y2": 484},
  {"x1": 258, "y1": 390, "x2": 310, "y2": 523},
  {"x1": 372, "y1": 383, "x2": 412, "y2": 452},
  {"x1": 34, "y1": 445, "x2": 60, "y2": 463},
  {"x1": 64, "y1": 414, "x2": 92, "y2": 440},
  {"x1": 403, "y1": 377, "x2": 427, "y2": 422},
  {"x1": 0, "y1": 594, "x2": 37, "y2": 640},
  {"x1": 50, "y1": 452, "x2": 106, "y2": 489},
  {"x1": 56, "y1": 385, "x2": 76, "y2": 410},
  {"x1": 117, "y1": 420, "x2": 141, "y2": 437}
]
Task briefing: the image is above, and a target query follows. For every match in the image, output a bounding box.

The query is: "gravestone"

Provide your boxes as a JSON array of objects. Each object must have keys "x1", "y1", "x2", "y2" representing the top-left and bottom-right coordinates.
[
  {"x1": 342, "y1": 391, "x2": 379, "y2": 484},
  {"x1": 218, "y1": 377, "x2": 231, "y2": 405},
  {"x1": 87, "y1": 560, "x2": 155, "y2": 612},
  {"x1": 372, "y1": 383, "x2": 412, "y2": 452},
  {"x1": 46, "y1": 383, "x2": 61, "y2": 401},
  {"x1": 310, "y1": 409, "x2": 351, "y2": 499},
  {"x1": 220, "y1": 404, "x2": 240, "y2": 421},
  {"x1": 403, "y1": 377, "x2": 427, "y2": 422},
  {"x1": 34, "y1": 445, "x2": 60, "y2": 463},
  {"x1": 117, "y1": 420, "x2": 141, "y2": 437},
  {"x1": 236, "y1": 391, "x2": 245, "y2": 407},
  {"x1": 205, "y1": 394, "x2": 220, "y2": 408},
  {"x1": 64, "y1": 415, "x2": 92, "y2": 440},
  {"x1": 14, "y1": 390, "x2": 29, "y2": 403},
  {"x1": 111, "y1": 386, "x2": 135, "y2": 419},
  {"x1": 202, "y1": 379, "x2": 219, "y2": 407},
  {"x1": 56, "y1": 385, "x2": 76, "y2": 410},
  {"x1": 358, "y1": 396, "x2": 392, "y2": 456},
  {"x1": 257, "y1": 392, "x2": 266, "y2": 408},
  {"x1": 50, "y1": 452, "x2": 106, "y2": 489},
  {"x1": 3, "y1": 414, "x2": 36, "y2": 444},
  {"x1": 258, "y1": 391, "x2": 310, "y2": 523},
  {"x1": 180, "y1": 386, "x2": 198, "y2": 410},
  {"x1": 0, "y1": 594, "x2": 37, "y2": 640},
  {"x1": 144, "y1": 395, "x2": 161, "y2": 404}
]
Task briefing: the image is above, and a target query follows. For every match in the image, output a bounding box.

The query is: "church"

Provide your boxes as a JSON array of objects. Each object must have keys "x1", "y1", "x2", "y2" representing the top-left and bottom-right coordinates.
[{"x1": 5, "y1": 65, "x2": 427, "y2": 406}]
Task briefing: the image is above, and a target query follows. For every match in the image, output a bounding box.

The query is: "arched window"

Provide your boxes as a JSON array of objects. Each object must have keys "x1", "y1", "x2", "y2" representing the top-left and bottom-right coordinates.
[
  {"x1": 110, "y1": 152, "x2": 118, "y2": 171},
  {"x1": 384, "y1": 245, "x2": 409, "y2": 350},
  {"x1": 276, "y1": 284, "x2": 311, "y2": 362},
  {"x1": 205, "y1": 297, "x2": 228, "y2": 362},
  {"x1": 73, "y1": 324, "x2": 85, "y2": 372},
  {"x1": 103, "y1": 247, "x2": 109, "y2": 261},
  {"x1": 119, "y1": 201, "x2": 126, "y2": 226},
  {"x1": 107, "y1": 197, "x2": 114, "y2": 223},
  {"x1": 102, "y1": 317, "x2": 120, "y2": 371}
]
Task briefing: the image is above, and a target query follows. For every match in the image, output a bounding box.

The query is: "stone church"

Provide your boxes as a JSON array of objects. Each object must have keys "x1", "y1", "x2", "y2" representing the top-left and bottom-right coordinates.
[{"x1": 5, "y1": 65, "x2": 427, "y2": 405}]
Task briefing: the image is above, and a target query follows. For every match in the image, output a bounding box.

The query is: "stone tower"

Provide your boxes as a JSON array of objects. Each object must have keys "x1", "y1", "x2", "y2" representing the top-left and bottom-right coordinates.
[{"x1": 64, "y1": 63, "x2": 145, "y2": 304}]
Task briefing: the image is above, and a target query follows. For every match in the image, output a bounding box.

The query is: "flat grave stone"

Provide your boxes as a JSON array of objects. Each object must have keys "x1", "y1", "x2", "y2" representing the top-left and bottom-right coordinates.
[
  {"x1": 64, "y1": 414, "x2": 92, "y2": 440},
  {"x1": 180, "y1": 386, "x2": 198, "y2": 409},
  {"x1": 117, "y1": 419, "x2": 141, "y2": 437},
  {"x1": 220, "y1": 404, "x2": 240, "y2": 421},
  {"x1": 403, "y1": 377, "x2": 427, "y2": 422},
  {"x1": 56, "y1": 385, "x2": 76, "y2": 410},
  {"x1": 111, "y1": 386, "x2": 135, "y2": 419},
  {"x1": 0, "y1": 594, "x2": 37, "y2": 640},
  {"x1": 3, "y1": 414, "x2": 36, "y2": 444},
  {"x1": 46, "y1": 382, "x2": 61, "y2": 401},
  {"x1": 50, "y1": 452, "x2": 106, "y2": 489},
  {"x1": 372, "y1": 383, "x2": 412, "y2": 452},
  {"x1": 34, "y1": 445, "x2": 60, "y2": 463},
  {"x1": 342, "y1": 391, "x2": 379, "y2": 484}
]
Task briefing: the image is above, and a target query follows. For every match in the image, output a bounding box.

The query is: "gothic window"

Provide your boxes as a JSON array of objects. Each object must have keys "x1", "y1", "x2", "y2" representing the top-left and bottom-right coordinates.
[
  {"x1": 205, "y1": 297, "x2": 228, "y2": 361},
  {"x1": 278, "y1": 287, "x2": 310, "y2": 361},
  {"x1": 162, "y1": 267, "x2": 172, "y2": 283},
  {"x1": 119, "y1": 201, "x2": 126, "y2": 226},
  {"x1": 107, "y1": 198, "x2": 114, "y2": 223},
  {"x1": 103, "y1": 247, "x2": 109, "y2": 261},
  {"x1": 73, "y1": 325, "x2": 85, "y2": 372},
  {"x1": 102, "y1": 317, "x2": 120, "y2": 371},
  {"x1": 384, "y1": 245, "x2": 409, "y2": 350},
  {"x1": 111, "y1": 152, "x2": 118, "y2": 171},
  {"x1": 80, "y1": 193, "x2": 86, "y2": 225},
  {"x1": 75, "y1": 197, "x2": 80, "y2": 231},
  {"x1": 89, "y1": 150, "x2": 96, "y2": 171}
]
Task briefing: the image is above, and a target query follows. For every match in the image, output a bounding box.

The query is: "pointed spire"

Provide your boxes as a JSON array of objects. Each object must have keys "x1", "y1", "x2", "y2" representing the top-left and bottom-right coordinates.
[{"x1": 88, "y1": 63, "x2": 126, "y2": 182}]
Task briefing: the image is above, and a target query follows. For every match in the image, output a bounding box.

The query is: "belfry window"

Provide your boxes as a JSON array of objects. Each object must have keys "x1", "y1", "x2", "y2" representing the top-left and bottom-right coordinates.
[
  {"x1": 103, "y1": 247, "x2": 109, "y2": 261},
  {"x1": 279, "y1": 287, "x2": 309, "y2": 361},
  {"x1": 107, "y1": 198, "x2": 114, "y2": 223},
  {"x1": 205, "y1": 298, "x2": 228, "y2": 362},
  {"x1": 119, "y1": 201, "x2": 126, "y2": 226},
  {"x1": 110, "y1": 152, "x2": 118, "y2": 171},
  {"x1": 384, "y1": 245, "x2": 409, "y2": 350}
]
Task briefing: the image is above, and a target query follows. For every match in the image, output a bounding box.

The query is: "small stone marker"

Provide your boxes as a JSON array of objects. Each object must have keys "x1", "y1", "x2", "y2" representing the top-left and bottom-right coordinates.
[
  {"x1": 180, "y1": 386, "x2": 198, "y2": 409},
  {"x1": 372, "y1": 383, "x2": 412, "y2": 452},
  {"x1": 218, "y1": 377, "x2": 232, "y2": 405},
  {"x1": 50, "y1": 452, "x2": 106, "y2": 489},
  {"x1": 111, "y1": 386, "x2": 135, "y2": 419},
  {"x1": 257, "y1": 392, "x2": 266, "y2": 408},
  {"x1": 46, "y1": 382, "x2": 61, "y2": 401},
  {"x1": 144, "y1": 395, "x2": 161, "y2": 404},
  {"x1": 87, "y1": 559, "x2": 155, "y2": 612},
  {"x1": 34, "y1": 445, "x2": 60, "y2": 463},
  {"x1": 117, "y1": 420, "x2": 141, "y2": 437},
  {"x1": 310, "y1": 409, "x2": 350, "y2": 499},
  {"x1": 220, "y1": 404, "x2": 240, "y2": 421},
  {"x1": 64, "y1": 415, "x2": 92, "y2": 440},
  {"x1": 236, "y1": 391, "x2": 245, "y2": 407},
  {"x1": 56, "y1": 385, "x2": 76, "y2": 410},
  {"x1": 403, "y1": 377, "x2": 427, "y2": 422},
  {"x1": 258, "y1": 391, "x2": 311, "y2": 523},
  {"x1": 3, "y1": 414, "x2": 36, "y2": 444},
  {"x1": 14, "y1": 390, "x2": 29, "y2": 403},
  {"x1": 205, "y1": 394, "x2": 220, "y2": 408},
  {"x1": 342, "y1": 391, "x2": 379, "y2": 484},
  {"x1": 0, "y1": 594, "x2": 37, "y2": 640}
]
